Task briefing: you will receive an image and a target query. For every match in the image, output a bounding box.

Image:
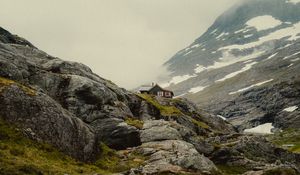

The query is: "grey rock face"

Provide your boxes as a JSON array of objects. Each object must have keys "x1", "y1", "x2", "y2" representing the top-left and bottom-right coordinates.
[
  {"x1": 91, "y1": 118, "x2": 141, "y2": 150},
  {"x1": 136, "y1": 140, "x2": 219, "y2": 174},
  {"x1": 140, "y1": 120, "x2": 182, "y2": 143},
  {"x1": 210, "y1": 135, "x2": 300, "y2": 171},
  {"x1": 0, "y1": 84, "x2": 98, "y2": 162}
]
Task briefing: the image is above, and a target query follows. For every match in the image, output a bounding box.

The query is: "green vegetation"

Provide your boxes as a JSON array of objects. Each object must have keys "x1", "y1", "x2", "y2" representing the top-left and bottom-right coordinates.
[
  {"x1": 0, "y1": 77, "x2": 36, "y2": 96},
  {"x1": 0, "y1": 118, "x2": 146, "y2": 174},
  {"x1": 262, "y1": 167, "x2": 297, "y2": 175},
  {"x1": 268, "y1": 129, "x2": 300, "y2": 153},
  {"x1": 96, "y1": 143, "x2": 146, "y2": 173},
  {"x1": 191, "y1": 118, "x2": 209, "y2": 129},
  {"x1": 217, "y1": 165, "x2": 249, "y2": 175},
  {"x1": 125, "y1": 117, "x2": 144, "y2": 129},
  {"x1": 0, "y1": 118, "x2": 108, "y2": 174},
  {"x1": 137, "y1": 94, "x2": 183, "y2": 116}
]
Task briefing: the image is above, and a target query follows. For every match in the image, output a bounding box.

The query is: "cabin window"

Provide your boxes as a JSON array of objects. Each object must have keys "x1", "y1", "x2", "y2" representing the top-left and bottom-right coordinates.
[
  {"x1": 157, "y1": 91, "x2": 164, "y2": 96},
  {"x1": 165, "y1": 92, "x2": 171, "y2": 97}
]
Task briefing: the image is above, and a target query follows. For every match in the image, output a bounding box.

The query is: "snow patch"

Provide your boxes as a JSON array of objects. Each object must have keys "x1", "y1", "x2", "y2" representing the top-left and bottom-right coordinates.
[
  {"x1": 283, "y1": 51, "x2": 300, "y2": 60},
  {"x1": 207, "y1": 51, "x2": 264, "y2": 71},
  {"x1": 244, "y1": 123, "x2": 274, "y2": 134},
  {"x1": 286, "y1": 0, "x2": 300, "y2": 4},
  {"x1": 216, "y1": 62, "x2": 257, "y2": 82},
  {"x1": 191, "y1": 44, "x2": 201, "y2": 48},
  {"x1": 283, "y1": 106, "x2": 298, "y2": 112},
  {"x1": 183, "y1": 50, "x2": 193, "y2": 56},
  {"x1": 217, "y1": 115, "x2": 227, "y2": 120},
  {"x1": 162, "y1": 74, "x2": 196, "y2": 87},
  {"x1": 219, "y1": 22, "x2": 300, "y2": 51},
  {"x1": 246, "y1": 15, "x2": 282, "y2": 31},
  {"x1": 189, "y1": 86, "x2": 207, "y2": 94},
  {"x1": 216, "y1": 32, "x2": 229, "y2": 39},
  {"x1": 174, "y1": 93, "x2": 187, "y2": 98},
  {"x1": 229, "y1": 79, "x2": 273, "y2": 95},
  {"x1": 288, "y1": 63, "x2": 294, "y2": 67},
  {"x1": 210, "y1": 29, "x2": 218, "y2": 34},
  {"x1": 234, "y1": 27, "x2": 252, "y2": 34},
  {"x1": 266, "y1": 53, "x2": 278, "y2": 60},
  {"x1": 194, "y1": 64, "x2": 207, "y2": 73},
  {"x1": 291, "y1": 58, "x2": 300, "y2": 62},
  {"x1": 244, "y1": 34, "x2": 254, "y2": 38}
]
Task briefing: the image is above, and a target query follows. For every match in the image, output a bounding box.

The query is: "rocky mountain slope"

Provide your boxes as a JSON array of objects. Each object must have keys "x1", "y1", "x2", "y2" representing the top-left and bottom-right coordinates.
[
  {"x1": 0, "y1": 27, "x2": 300, "y2": 174},
  {"x1": 162, "y1": 0, "x2": 300, "y2": 132}
]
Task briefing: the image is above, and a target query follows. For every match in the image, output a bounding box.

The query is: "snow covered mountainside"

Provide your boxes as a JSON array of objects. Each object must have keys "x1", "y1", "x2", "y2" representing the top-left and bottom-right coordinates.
[{"x1": 162, "y1": 0, "x2": 300, "y2": 131}]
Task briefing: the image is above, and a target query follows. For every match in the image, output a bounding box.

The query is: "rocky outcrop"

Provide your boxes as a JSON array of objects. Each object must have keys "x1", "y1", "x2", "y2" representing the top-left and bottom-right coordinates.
[
  {"x1": 0, "y1": 78, "x2": 98, "y2": 162},
  {"x1": 0, "y1": 27, "x2": 234, "y2": 174},
  {"x1": 134, "y1": 140, "x2": 219, "y2": 174},
  {"x1": 215, "y1": 79, "x2": 300, "y2": 131}
]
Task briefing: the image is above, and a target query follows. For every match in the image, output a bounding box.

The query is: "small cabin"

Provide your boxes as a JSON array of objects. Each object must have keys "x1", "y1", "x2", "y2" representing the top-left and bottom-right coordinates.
[{"x1": 139, "y1": 84, "x2": 174, "y2": 98}]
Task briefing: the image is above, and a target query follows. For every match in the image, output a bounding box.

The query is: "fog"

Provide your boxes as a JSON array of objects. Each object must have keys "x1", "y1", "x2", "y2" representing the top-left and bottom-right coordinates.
[{"x1": 0, "y1": 0, "x2": 241, "y2": 89}]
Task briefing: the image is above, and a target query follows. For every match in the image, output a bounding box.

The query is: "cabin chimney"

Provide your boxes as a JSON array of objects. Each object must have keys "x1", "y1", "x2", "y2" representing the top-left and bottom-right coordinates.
[{"x1": 151, "y1": 82, "x2": 155, "y2": 87}]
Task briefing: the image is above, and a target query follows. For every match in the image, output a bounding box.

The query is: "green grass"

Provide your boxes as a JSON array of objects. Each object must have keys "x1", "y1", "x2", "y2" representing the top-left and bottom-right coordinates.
[
  {"x1": 191, "y1": 118, "x2": 210, "y2": 129},
  {"x1": 268, "y1": 129, "x2": 300, "y2": 153},
  {"x1": 0, "y1": 118, "x2": 108, "y2": 174},
  {"x1": 0, "y1": 118, "x2": 146, "y2": 174},
  {"x1": 124, "y1": 117, "x2": 144, "y2": 129},
  {"x1": 262, "y1": 167, "x2": 297, "y2": 175},
  {"x1": 95, "y1": 143, "x2": 146, "y2": 173},
  {"x1": 0, "y1": 77, "x2": 36, "y2": 96},
  {"x1": 217, "y1": 165, "x2": 249, "y2": 175},
  {"x1": 137, "y1": 94, "x2": 183, "y2": 116}
]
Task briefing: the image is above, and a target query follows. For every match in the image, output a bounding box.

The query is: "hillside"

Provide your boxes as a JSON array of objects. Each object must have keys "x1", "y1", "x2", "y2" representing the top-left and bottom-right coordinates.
[
  {"x1": 0, "y1": 25, "x2": 300, "y2": 174},
  {"x1": 162, "y1": 0, "x2": 300, "y2": 132}
]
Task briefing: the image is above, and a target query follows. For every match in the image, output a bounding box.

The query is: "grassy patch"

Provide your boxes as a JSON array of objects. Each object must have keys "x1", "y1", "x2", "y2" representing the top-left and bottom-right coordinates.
[
  {"x1": 0, "y1": 117, "x2": 147, "y2": 174},
  {"x1": 191, "y1": 118, "x2": 209, "y2": 129},
  {"x1": 96, "y1": 143, "x2": 146, "y2": 173},
  {"x1": 217, "y1": 165, "x2": 248, "y2": 175},
  {"x1": 267, "y1": 129, "x2": 300, "y2": 153},
  {"x1": 262, "y1": 167, "x2": 297, "y2": 175},
  {"x1": 0, "y1": 77, "x2": 36, "y2": 96},
  {"x1": 125, "y1": 117, "x2": 144, "y2": 129},
  {"x1": 0, "y1": 118, "x2": 109, "y2": 174},
  {"x1": 137, "y1": 94, "x2": 182, "y2": 116}
]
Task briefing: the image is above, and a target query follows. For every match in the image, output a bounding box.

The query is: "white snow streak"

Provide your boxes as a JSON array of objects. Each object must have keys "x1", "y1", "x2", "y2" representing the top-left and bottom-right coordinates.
[
  {"x1": 244, "y1": 123, "x2": 274, "y2": 134},
  {"x1": 286, "y1": 0, "x2": 300, "y2": 4},
  {"x1": 189, "y1": 86, "x2": 207, "y2": 94},
  {"x1": 283, "y1": 106, "x2": 298, "y2": 112},
  {"x1": 229, "y1": 79, "x2": 273, "y2": 95},
  {"x1": 216, "y1": 62, "x2": 257, "y2": 82},
  {"x1": 246, "y1": 15, "x2": 282, "y2": 31},
  {"x1": 219, "y1": 22, "x2": 300, "y2": 51}
]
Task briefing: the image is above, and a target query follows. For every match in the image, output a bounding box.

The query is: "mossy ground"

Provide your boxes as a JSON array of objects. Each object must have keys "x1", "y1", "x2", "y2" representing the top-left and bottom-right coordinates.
[
  {"x1": 0, "y1": 118, "x2": 146, "y2": 174},
  {"x1": 268, "y1": 129, "x2": 300, "y2": 153},
  {"x1": 191, "y1": 118, "x2": 210, "y2": 129},
  {"x1": 95, "y1": 143, "x2": 146, "y2": 173},
  {"x1": 217, "y1": 165, "x2": 248, "y2": 175},
  {"x1": 0, "y1": 77, "x2": 36, "y2": 96},
  {"x1": 125, "y1": 117, "x2": 144, "y2": 129},
  {"x1": 262, "y1": 167, "x2": 297, "y2": 175},
  {"x1": 136, "y1": 94, "x2": 183, "y2": 116}
]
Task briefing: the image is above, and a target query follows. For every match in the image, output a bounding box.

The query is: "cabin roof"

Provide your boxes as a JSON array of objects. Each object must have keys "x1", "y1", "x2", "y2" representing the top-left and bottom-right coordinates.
[
  {"x1": 139, "y1": 86, "x2": 153, "y2": 91},
  {"x1": 139, "y1": 84, "x2": 173, "y2": 94}
]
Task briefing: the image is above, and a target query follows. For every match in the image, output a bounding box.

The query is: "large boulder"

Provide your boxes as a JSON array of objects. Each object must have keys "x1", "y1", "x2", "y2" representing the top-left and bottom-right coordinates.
[
  {"x1": 135, "y1": 140, "x2": 220, "y2": 174},
  {"x1": 0, "y1": 79, "x2": 98, "y2": 162}
]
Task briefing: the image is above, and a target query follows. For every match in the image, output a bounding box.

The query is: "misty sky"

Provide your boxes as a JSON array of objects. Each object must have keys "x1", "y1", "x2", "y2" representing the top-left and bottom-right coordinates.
[{"x1": 0, "y1": 0, "x2": 241, "y2": 89}]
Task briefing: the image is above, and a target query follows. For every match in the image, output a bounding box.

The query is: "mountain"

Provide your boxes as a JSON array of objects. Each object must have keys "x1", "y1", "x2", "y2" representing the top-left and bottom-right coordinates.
[
  {"x1": 0, "y1": 25, "x2": 300, "y2": 174},
  {"x1": 162, "y1": 0, "x2": 300, "y2": 131}
]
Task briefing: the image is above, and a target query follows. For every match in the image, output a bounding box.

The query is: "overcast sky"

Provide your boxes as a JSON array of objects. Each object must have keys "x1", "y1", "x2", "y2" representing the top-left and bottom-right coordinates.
[{"x1": 0, "y1": 0, "x2": 241, "y2": 89}]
